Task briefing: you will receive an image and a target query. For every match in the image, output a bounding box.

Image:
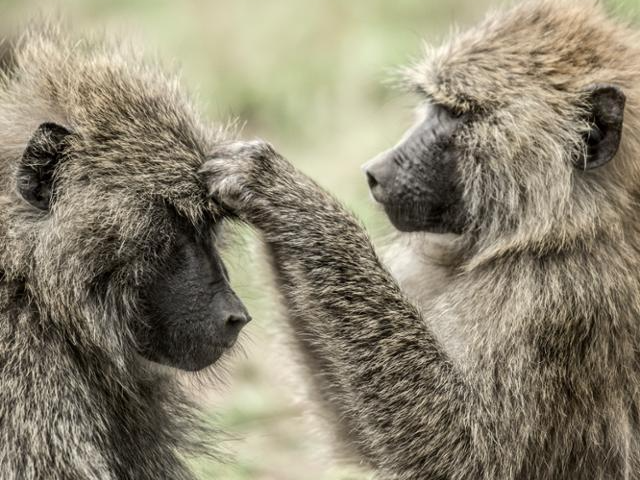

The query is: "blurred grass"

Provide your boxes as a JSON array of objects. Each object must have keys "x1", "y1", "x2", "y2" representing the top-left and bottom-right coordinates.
[{"x1": 1, "y1": 0, "x2": 638, "y2": 478}]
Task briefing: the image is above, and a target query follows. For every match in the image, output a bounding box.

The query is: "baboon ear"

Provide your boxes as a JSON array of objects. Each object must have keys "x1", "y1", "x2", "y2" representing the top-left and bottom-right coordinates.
[
  {"x1": 577, "y1": 84, "x2": 626, "y2": 170},
  {"x1": 17, "y1": 123, "x2": 71, "y2": 210}
]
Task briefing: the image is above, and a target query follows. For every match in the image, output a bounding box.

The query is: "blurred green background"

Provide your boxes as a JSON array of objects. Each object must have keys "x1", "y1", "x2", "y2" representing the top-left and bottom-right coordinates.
[{"x1": 1, "y1": 0, "x2": 638, "y2": 478}]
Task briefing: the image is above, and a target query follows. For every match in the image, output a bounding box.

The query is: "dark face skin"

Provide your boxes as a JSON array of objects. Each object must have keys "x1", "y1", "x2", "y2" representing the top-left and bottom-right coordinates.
[
  {"x1": 364, "y1": 104, "x2": 468, "y2": 234},
  {"x1": 137, "y1": 222, "x2": 250, "y2": 372},
  {"x1": 17, "y1": 122, "x2": 251, "y2": 372},
  {"x1": 365, "y1": 85, "x2": 627, "y2": 235}
]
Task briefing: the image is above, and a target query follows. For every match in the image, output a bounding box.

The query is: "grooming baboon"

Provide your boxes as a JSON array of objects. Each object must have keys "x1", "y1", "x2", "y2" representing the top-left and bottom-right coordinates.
[
  {"x1": 0, "y1": 27, "x2": 250, "y2": 479},
  {"x1": 202, "y1": 1, "x2": 640, "y2": 478}
]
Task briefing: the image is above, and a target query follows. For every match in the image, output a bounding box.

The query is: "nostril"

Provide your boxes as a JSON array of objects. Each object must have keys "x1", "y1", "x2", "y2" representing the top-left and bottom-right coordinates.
[
  {"x1": 366, "y1": 170, "x2": 379, "y2": 190},
  {"x1": 222, "y1": 312, "x2": 251, "y2": 348},
  {"x1": 365, "y1": 167, "x2": 390, "y2": 204},
  {"x1": 225, "y1": 313, "x2": 251, "y2": 328}
]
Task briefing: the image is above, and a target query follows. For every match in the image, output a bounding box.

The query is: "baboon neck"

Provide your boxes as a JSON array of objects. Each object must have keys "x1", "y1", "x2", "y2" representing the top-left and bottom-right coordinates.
[{"x1": 0, "y1": 289, "x2": 202, "y2": 479}]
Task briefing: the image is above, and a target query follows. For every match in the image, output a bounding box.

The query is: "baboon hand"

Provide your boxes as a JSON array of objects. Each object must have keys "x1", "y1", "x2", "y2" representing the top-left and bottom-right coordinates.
[
  {"x1": 201, "y1": 139, "x2": 283, "y2": 217},
  {"x1": 202, "y1": 139, "x2": 328, "y2": 233}
]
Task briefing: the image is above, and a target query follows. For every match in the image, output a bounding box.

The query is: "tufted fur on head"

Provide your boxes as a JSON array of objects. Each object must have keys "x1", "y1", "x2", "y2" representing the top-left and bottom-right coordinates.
[{"x1": 0, "y1": 24, "x2": 230, "y2": 480}]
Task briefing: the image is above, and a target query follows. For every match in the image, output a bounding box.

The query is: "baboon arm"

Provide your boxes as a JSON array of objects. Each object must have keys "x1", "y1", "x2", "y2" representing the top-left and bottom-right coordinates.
[
  {"x1": 266, "y1": 240, "x2": 479, "y2": 478},
  {"x1": 203, "y1": 142, "x2": 482, "y2": 478}
]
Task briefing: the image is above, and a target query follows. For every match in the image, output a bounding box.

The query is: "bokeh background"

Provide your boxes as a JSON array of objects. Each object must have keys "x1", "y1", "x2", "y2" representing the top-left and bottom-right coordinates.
[{"x1": 1, "y1": 0, "x2": 638, "y2": 478}]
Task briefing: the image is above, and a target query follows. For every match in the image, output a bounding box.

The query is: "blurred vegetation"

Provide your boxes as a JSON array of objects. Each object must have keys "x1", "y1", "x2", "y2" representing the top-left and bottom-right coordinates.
[{"x1": 0, "y1": 0, "x2": 638, "y2": 478}]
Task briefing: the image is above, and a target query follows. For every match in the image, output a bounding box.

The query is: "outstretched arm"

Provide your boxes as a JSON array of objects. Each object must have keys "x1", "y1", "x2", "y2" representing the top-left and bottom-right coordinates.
[{"x1": 201, "y1": 141, "x2": 480, "y2": 478}]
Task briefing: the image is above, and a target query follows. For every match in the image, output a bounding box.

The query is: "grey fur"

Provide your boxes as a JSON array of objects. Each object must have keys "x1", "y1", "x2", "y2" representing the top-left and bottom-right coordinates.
[
  {"x1": 0, "y1": 26, "x2": 231, "y2": 480},
  {"x1": 202, "y1": 1, "x2": 640, "y2": 478}
]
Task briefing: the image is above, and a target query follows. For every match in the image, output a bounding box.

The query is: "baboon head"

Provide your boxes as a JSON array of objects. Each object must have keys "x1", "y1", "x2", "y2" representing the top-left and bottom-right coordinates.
[
  {"x1": 364, "y1": 0, "x2": 637, "y2": 253},
  {"x1": 0, "y1": 30, "x2": 249, "y2": 371}
]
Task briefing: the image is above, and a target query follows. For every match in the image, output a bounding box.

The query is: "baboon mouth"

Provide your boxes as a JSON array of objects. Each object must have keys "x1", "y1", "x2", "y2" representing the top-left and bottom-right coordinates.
[
  {"x1": 144, "y1": 342, "x2": 230, "y2": 372},
  {"x1": 135, "y1": 315, "x2": 239, "y2": 372},
  {"x1": 380, "y1": 202, "x2": 465, "y2": 235}
]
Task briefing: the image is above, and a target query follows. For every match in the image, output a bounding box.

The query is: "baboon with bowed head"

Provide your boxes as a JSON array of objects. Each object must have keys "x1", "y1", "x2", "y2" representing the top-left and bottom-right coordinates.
[
  {"x1": 203, "y1": 1, "x2": 640, "y2": 478},
  {"x1": 0, "y1": 27, "x2": 250, "y2": 479}
]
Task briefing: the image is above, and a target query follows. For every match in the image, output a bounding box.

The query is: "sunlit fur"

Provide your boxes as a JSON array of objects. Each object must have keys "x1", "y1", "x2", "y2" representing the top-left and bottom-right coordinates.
[
  {"x1": 0, "y1": 25, "x2": 230, "y2": 479},
  {"x1": 204, "y1": 1, "x2": 640, "y2": 478}
]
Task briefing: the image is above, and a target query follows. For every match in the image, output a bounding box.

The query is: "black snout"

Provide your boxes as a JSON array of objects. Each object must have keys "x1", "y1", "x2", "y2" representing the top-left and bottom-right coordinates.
[
  {"x1": 137, "y1": 230, "x2": 252, "y2": 372},
  {"x1": 363, "y1": 151, "x2": 396, "y2": 204}
]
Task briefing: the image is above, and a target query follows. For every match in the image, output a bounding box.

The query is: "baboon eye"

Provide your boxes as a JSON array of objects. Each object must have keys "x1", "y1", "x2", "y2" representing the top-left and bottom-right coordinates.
[
  {"x1": 444, "y1": 105, "x2": 464, "y2": 119},
  {"x1": 17, "y1": 122, "x2": 72, "y2": 210}
]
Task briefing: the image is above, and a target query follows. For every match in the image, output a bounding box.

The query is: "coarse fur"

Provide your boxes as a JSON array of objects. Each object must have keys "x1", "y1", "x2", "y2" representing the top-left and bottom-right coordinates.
[
  {"x1": 0, "y1": 37, "x2": 14, "y2": 74},
  {"x1": 203, "y1": 1, "x2": 640, "y2": 478},
  {"x1": 0, "y1": 26, "x2": 234, "y2": 480}
]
